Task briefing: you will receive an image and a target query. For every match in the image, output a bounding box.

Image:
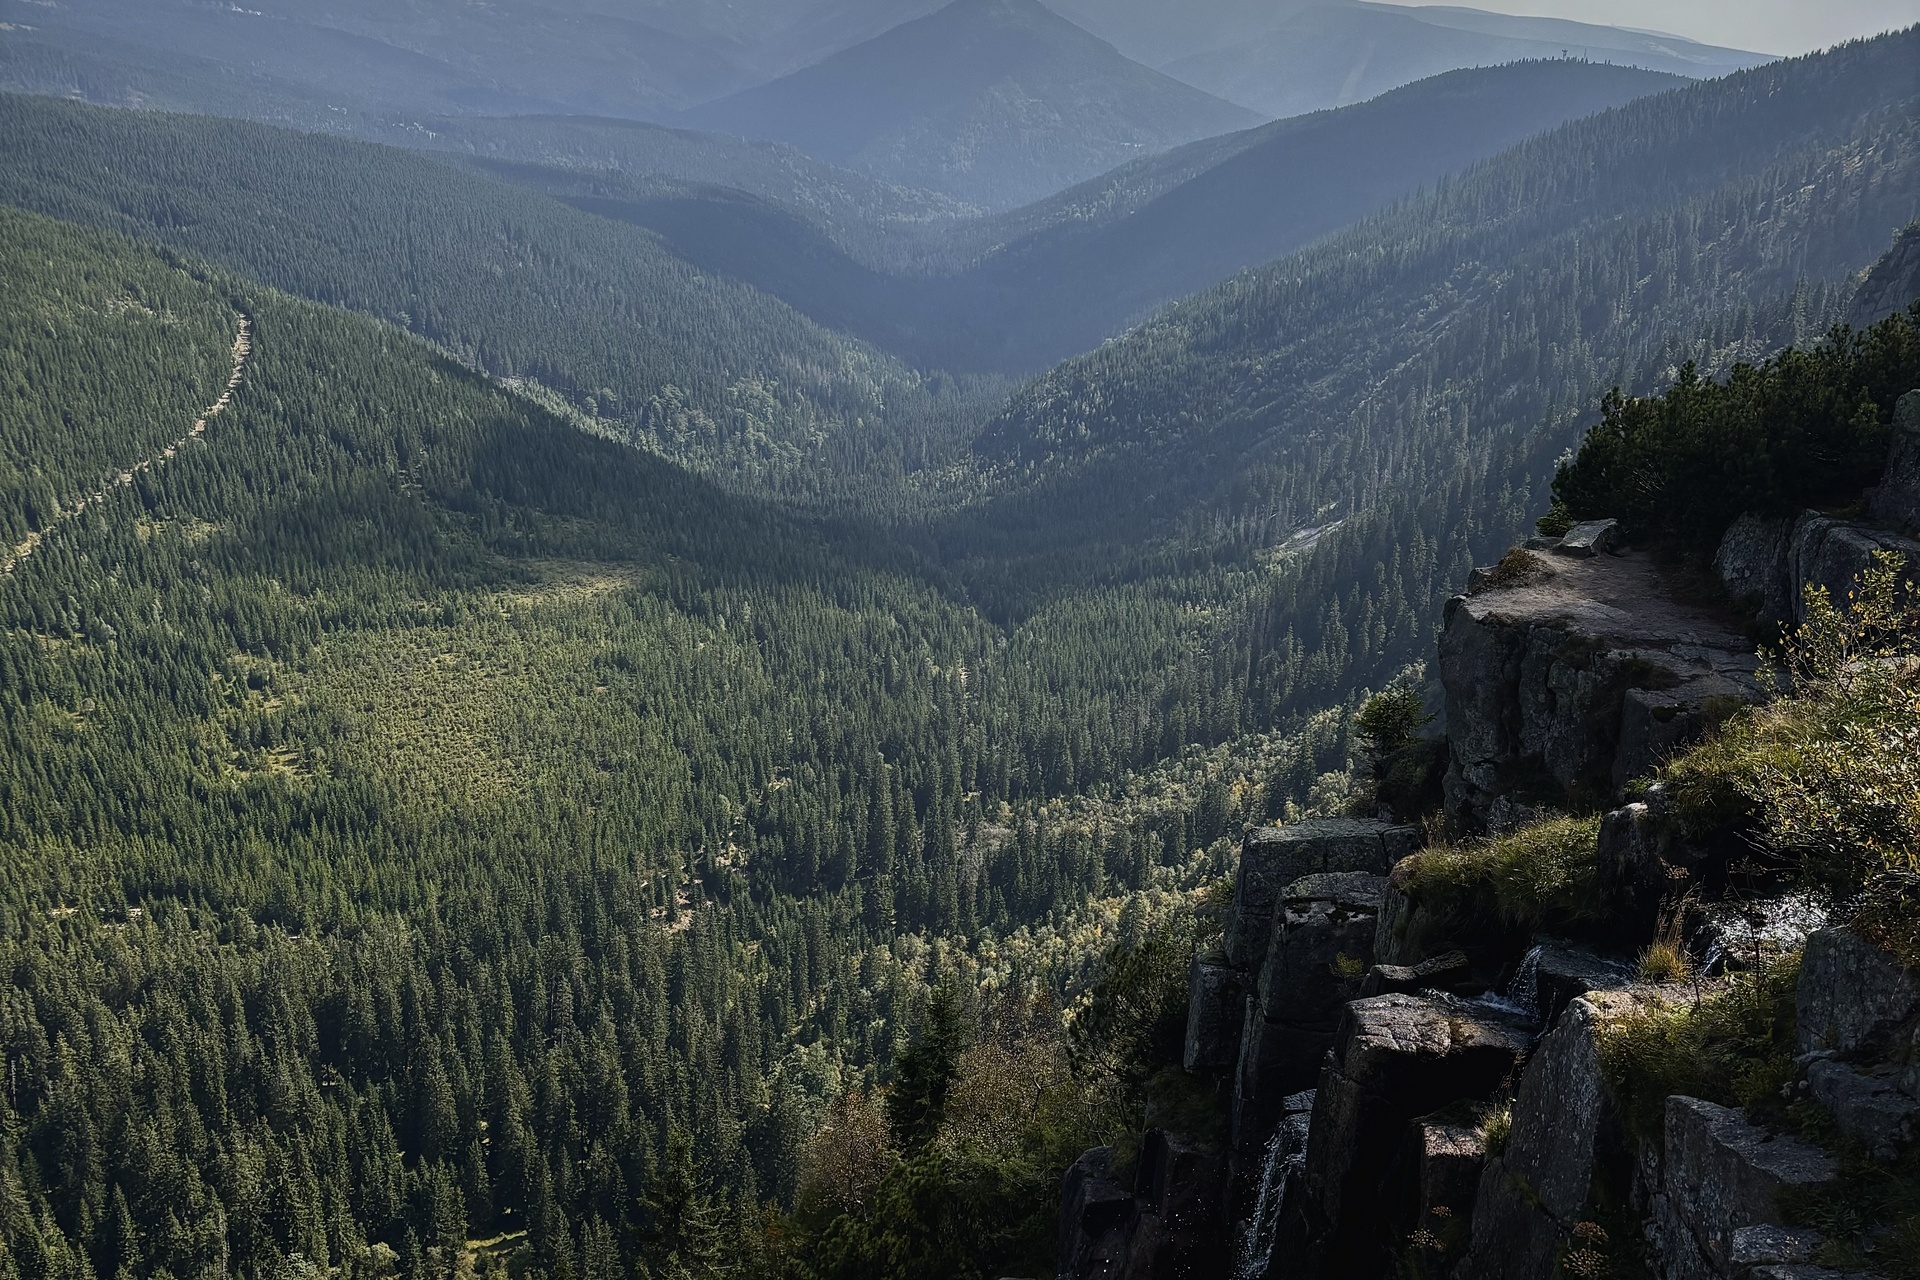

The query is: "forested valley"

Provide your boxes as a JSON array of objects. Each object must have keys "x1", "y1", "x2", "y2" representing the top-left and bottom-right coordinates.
[{"x1": 0, "y1": 15, "x2": 1914, "y2": 1280}]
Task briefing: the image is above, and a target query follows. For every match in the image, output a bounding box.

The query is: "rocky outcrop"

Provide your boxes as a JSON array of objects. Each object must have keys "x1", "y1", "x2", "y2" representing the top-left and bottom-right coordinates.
[
  {"x1": 1056, "y1": 1134, "x2": 1229, "y2": 1280},
  {"x1": 1104, "y1": 375, "x2": 1920, "y2": 1280},
  {"x1": 1208, "y1": 822, "x2": 1413, "y2": 1169},
  {"x1": 1847, "y1": 223, "x2": 1920, "y2": 330},
  {"x1": 1714, "y1": 514, "x2": 1795, "y2": 625},
  {"x1": 1224, "y1": 822, "x2": 1417, "y2": 968},
  {"x1": 1439, "y1": 548, "x2": 1763, "y2": 830},
  {"x1": 1647, "y1": 1097, "x2": 1837, "y2": 1280},
  {"x1": 1786, "y1": 511, "x2": 1920, "y2": 622},
  {"x1": 1868, "y1": 390, "x2": 1920, "y2": 535},
  {"x1": 1232, "y1": 873, "x2": 1385, "y2": 1152},
  {"x1": 1460, "y1": 988, "x2": 1662, "y2": 1278},
  {"x1": 1059, "y1": 1147, "x2": 1135, "y2": 1280},
  {"x1": 1794, "y1": 928, "x2": 1920, "y2": 1161},
  {"x1": 1288, "y1": 994, "x2": 1534, "y2": 1275},
  {"x1": 1183, "y1": 958, "x2": 1244, "y2": 1071},
  {"x1": 1805, "y1": 1058, "x2": 1917, "y2": 1160}
]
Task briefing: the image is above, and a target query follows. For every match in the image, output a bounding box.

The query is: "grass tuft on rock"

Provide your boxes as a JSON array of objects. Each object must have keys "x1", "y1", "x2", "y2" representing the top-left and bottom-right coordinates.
[
  {"x1": 1596, "y1": 956, "x2": 1800, "y2": 1146},
  {"x1": 1399, "y1": 815, "x2": 1605, "y2": 936}
]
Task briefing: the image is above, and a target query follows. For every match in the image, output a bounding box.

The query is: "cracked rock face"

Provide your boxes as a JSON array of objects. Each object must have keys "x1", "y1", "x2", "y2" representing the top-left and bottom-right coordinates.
[
  {"x1": 1298, "y1": 993, "x2": 1533, "y2": 1274},
  {"x1": 1224, "y1": 821, "x2": 1417, "y2": 969},
  {"x1": 1440, "y1": 549, "x2": 1762, "y2": 830}
]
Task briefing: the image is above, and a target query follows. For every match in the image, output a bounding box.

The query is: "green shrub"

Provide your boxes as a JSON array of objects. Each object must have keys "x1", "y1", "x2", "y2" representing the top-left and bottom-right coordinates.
[
  {"x1": 1356, "y1": 685, "x2": 1433, "y2": 756},
  {"x1": 1658, "y1": 551, "x2": 1920, "y2": 961},
  {"x1": 1536, "y1": 500, "x2": 1576, "y2": 538},
  {"x1": 1552, "y1": 308, "x2": 1920, "y2": 556}
]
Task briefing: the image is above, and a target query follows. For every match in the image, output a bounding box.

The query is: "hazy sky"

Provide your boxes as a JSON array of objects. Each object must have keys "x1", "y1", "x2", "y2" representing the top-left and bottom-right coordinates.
[{"x1": 1402, "y1": 0, "x2": 1920, "y2": 55}]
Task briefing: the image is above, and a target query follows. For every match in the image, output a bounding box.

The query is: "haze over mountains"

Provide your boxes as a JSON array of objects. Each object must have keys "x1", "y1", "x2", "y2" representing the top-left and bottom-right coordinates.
[
  {"x1": 594, "y1": 60, "x2": 1690, "y2": 369},
  {"x1": 683, "y1": 0, "x2": 1261, "y2": 208},
  {"x1": 0, "y1": 0, "x2": 1766, "y2": 168},
  {"x1": 1157, "y1": 2, "x2": 1769, "y2": 118}
]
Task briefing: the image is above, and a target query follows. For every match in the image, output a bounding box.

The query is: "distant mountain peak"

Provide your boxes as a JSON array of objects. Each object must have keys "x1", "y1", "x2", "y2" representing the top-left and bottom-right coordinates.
[{"x1": 683, "y1": 0, "x2": 1260, "y2": 209}]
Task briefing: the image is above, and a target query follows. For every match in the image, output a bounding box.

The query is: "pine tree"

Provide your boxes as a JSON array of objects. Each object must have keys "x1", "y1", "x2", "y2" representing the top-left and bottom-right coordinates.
[{"x1": 885, "y1": 986, "x2": 967, "y2": 1150}]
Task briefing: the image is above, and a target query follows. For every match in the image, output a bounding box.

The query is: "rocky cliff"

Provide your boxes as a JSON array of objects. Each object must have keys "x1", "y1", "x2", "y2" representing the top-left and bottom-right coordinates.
[{"x1": 1054, "y1": 391, "x2": 1920, "y2": 1279}]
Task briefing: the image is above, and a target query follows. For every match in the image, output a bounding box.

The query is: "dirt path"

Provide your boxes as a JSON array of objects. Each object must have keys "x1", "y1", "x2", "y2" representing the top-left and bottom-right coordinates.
[{"x1": 3, "y1": 311, "x2": 252, "y2": 575}]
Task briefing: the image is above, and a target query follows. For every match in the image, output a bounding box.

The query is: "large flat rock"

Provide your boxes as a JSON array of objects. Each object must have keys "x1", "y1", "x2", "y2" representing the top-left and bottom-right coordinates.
[{"x1": 1440, "y1": 549, "x2": 1761, "y2": 827}]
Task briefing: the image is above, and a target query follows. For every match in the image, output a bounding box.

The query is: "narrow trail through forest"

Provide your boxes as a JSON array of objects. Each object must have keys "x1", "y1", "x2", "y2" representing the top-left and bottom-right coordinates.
[{"x1": 3, "y1": 310, "x2": 252, "y2": 575}]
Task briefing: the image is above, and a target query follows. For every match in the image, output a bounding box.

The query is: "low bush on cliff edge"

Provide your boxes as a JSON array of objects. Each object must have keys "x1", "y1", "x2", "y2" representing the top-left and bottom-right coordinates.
[
  {"x1": 1596, "y1": 956, "x2": 1801, "y2": 1144},
  {"x1": 1551, "y1": 307, "x2": 1920, "y2": 557},
  {"x1": 1661, "y1": 551, "x2": 1920, "y2": 963}
]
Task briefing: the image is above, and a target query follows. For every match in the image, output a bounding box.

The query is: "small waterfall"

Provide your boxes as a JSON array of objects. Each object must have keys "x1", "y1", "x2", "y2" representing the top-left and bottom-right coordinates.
[
  {"x1": 1469, "y1": 943, "x2": 1543, "y2": 1020},
  {"x1": 1237, "y1": 1127, "x2": 1292, "y2": 1280},
  {"x1": 1506, "y1": 944, "x2": 1544, "y2": 1018}
]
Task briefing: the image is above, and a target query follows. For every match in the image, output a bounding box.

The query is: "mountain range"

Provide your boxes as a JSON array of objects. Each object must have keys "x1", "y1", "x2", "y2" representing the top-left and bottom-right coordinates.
[
  {"x1": 593, "y1": 60, "x2": 1690, "y2": 369},
  {"x1": 1, "y1": 0, "x2": 1770, "y2": 209}
]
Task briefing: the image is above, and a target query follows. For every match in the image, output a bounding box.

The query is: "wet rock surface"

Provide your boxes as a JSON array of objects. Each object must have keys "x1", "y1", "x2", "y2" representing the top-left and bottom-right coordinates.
[{"x1": 1692, "y1": 894, "x2": 1828, "y2": 976}]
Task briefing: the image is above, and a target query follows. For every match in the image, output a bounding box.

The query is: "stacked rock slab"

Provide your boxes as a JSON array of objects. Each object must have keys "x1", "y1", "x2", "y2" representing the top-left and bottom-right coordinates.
[
  {"x1": 1440, "y1": 545, "x2": 1763, "y2": 830},
  {"x1": 1204, "y1": 822, "x2": 1416, "y2": 1201},
  {"x1": 1223, "y1": 822, "x2": 1421, "y2": 969},
  {"x1": 1193, "y1": 821, "x2": 1416, "y2": 1079},
  {"x1": 1232, "y1": 872, "x2": 1386, "y2": 1158},
  {"x1": 1275, "y1": 993, "x2": 1534, "y2": 1277}
]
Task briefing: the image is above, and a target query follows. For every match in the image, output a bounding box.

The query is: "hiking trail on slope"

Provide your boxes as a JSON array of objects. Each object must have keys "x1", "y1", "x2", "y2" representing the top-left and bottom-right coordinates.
[{"x1": 4, "y1": 310, "x2": 252, "y2": 575}]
